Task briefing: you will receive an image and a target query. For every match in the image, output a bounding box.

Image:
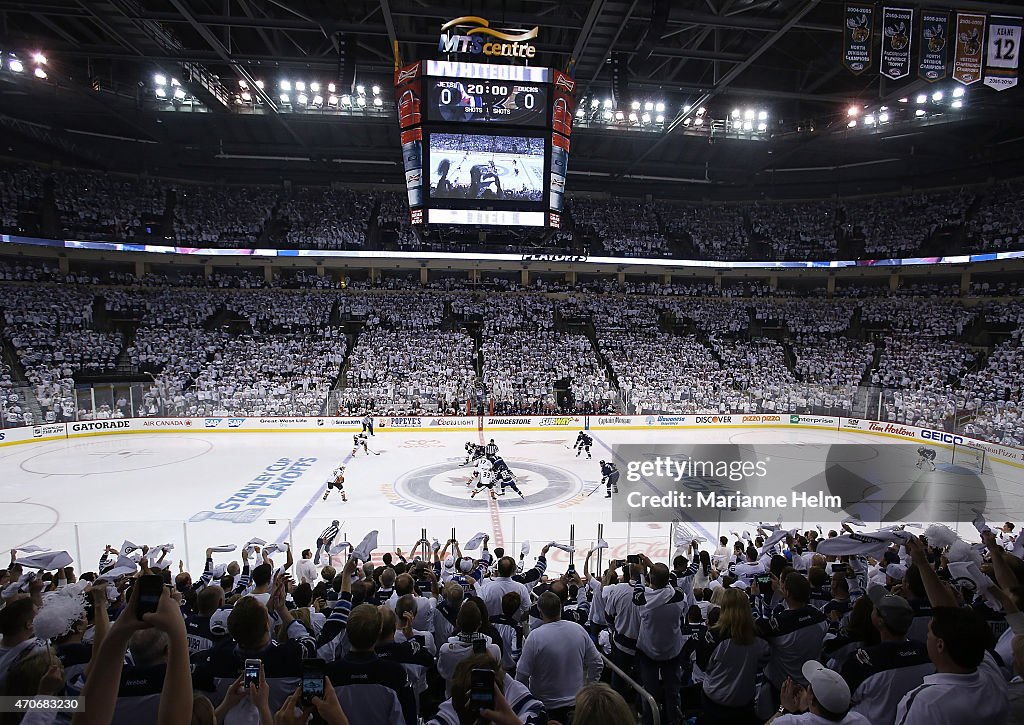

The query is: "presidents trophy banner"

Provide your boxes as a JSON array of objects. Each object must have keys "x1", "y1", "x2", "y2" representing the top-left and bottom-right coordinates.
[
  {"x1": 953, "y1": 12, "x2": 987, "y2": 85},
  {"x1": 983, "y1": 15, "x2": 1022, "y2": 91},
  {"x1": 844, "y1": 4, "x2": 875, "y2": 75},
  {"x1": 918, "y1": 10, "x2": 950, "y2": 82},
  {"x1": 881, "y1": 7, "x2": 914, "y2": 80}
]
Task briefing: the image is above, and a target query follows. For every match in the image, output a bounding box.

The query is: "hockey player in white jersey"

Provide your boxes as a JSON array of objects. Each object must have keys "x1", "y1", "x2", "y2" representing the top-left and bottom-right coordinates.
[
  {"x1": 322, "y1": 466, "x2": 348, "y2": 502},
  {"x1": 469, "y1": 456, "x2": 496, "y2": 500},
  {"x1": 352, "y1": 432, "x2": 370, "y2": 457}
]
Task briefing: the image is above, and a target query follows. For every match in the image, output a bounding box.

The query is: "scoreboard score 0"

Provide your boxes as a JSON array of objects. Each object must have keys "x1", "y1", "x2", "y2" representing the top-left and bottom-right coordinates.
[{"x1": 395, "y1": 59, "x2": 576, "y2": 228}]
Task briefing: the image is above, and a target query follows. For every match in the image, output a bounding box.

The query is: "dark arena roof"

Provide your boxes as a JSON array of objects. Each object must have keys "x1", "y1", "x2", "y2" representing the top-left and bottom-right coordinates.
[{"x1": 0, "y1": 0, "x2": 1022, "y2": 201}]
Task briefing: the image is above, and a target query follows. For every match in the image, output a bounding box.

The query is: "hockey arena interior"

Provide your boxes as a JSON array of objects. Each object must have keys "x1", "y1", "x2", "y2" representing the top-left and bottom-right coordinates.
[{"x1": 1, "y1": 2, "x2": 1024, "y2": 724}]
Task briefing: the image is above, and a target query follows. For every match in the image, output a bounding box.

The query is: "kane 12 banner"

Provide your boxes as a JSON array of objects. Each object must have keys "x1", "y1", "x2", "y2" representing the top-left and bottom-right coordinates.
[
  {"x1": 880, "y1": 7, "x2": 914, "y2": 80},
  {"x1": 953, "y1": 12, "x2": 986, "y2": 85},
  {"x1": 918, "y1": 10, "x2": 949, "y2": 82},
  {"x1": 843, "y1": 4, "x2": 875, "y2": 75},
  {"x1": 983, "y1": 16, "x2": 1022, "y2": 92}
]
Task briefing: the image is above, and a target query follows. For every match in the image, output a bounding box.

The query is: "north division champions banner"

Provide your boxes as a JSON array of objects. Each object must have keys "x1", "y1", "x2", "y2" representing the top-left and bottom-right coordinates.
[
  {"x1": 954, "y1": 12, "x2": 986, "y2": 85},
  {"x1": 984, "y1": 16, "x2": 1022, "y2": 91},
  {"x1": 844, "y1": 5, "x2": 875, "y2": 75},
  {"x1": 881, "y1": 7, "x2": 914, "y2": 80},
  {"x1": 919, "y1": 10, "x2": 950, "y2": 82}
]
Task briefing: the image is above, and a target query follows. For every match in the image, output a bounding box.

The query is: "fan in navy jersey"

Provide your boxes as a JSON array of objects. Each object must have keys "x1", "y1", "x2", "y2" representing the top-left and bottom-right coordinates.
[
  {"x1": 575, "y1": 431, "x2": 593, "y2": 459},
  {"x1": 491, "y1": 455, "x2": 525, "y2": 499}
]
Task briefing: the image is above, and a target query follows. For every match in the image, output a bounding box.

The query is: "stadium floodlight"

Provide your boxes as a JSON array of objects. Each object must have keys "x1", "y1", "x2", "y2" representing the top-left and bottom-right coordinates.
[
  {"x1": 173, "y1": 87, "x2": 186, "y2": 100},
  {"x1": 280, "y1": 80, "x2": 291, "y2": 91},
  {"x1": 696, "y1": 106, "x2": 706, "y2": 116},
  {"x1": 241, "y1": 91, "x2": 252, "y2": 101},
  {"x1": 847, "y1": 119, "x2": 857, "y2": 128},
  {"x1": 356, "y1": 84, "x2": 365, "y2": 95},
  {"x1": 310, "y1": 82, "x2": 320, "y2": 92},
  {"x1": 603, "y1": 98, "x2": 613, "y2": 109},
  {"x1": 591, "y1": 98, "x2": 599, "y2": 108},
  {"x1": 357, "y1": 95, "x2": 366, "y2": 107},
  {"x1": 898, "y1": 96, "x2": 908, "y2": 103},
  {"x1": 32, "y1": 53, "x2": 46, "y2": 65},
  {"x1": 953, "y1": 86, "x2": 965, "y2": 98},
  {"x1": 155, "y1": 87, "x2": 167, "y2": 98},
  {"x1": 154, "y1": 74, "x2": 167, "y2": 85},
  {"x1": 280, "y1": 93, "x2": 290, "y2": 103},
  {"x1": 758, "y1": 110, "x2": 768, "y2": 121},
  {"x1": 373, "y1": 96, "x2": 383, "y2": 107},
  {"x1": 372, "y1": 85, "x2": 381, "y2": 95},
  {"x1": 657, "y1": 114, "x2": 665, "y2": 123},
  {"x1": 914, "y1": 108, "x2": 925, "y2": 117},
  {"x1": 328, "y1": 95, "x2": 338, "y2": 106},
  {"x1": 915, "y1": 93, "x2": 926, "y2": 104},
  {"x1": 865, "y1": 115, "x2": 875, "y2": 125},
  {"x1": 744, "y1": 109, "x2": 755, "y2": 120},
  {"x1": 328, "y1": 82, "x2": 336, "y2": 93},
  {"x1": 298, "y1": 93, "x2": 309, "y2": 105},
  {"x1": 880, "y1": 105, "x2": 888, "y2": 111},
  {"x1": 255, "y1": 80, "x2": 265, "y2": 89},
  {"x1": 603, "y1": 109, "x2": 612, "y2": 120},
  {"x1": 682, "y1": 117, "x2": 692, "y2": 126},
  {"x1": 170, "y1": 78, "x2": 180, "y2": 86},
  {"x1": 932, "y1": 90, "x2": 943, "y2": 102},
  {"x1": 645, "y1": 101, "x2": 655, "y2": 111},
  {"x1": 951, "y1": 99, "x2": 963, "y2": 109},
  {"x1": 692, "y1": 116, "x2": 702, "y2": 126},
  {"x1": 312, "y1": 95, "x2": 323, "y2": 106},
  {"x1": 631, "y1": 100, "x2": 641, "y2": 110},
  {"x1": 614, "y1": 110, "x2": 625, "y2": 121},
  {"x1": 628, "y1": 111, "x2": 638, "y2": 122},
  {"x1": 576, "y1": 108, "x2": 585, "y2": 118},
  {"x1": 683, "y1": 104, "x2": 691, "y2": 113},
  {"x1": 757, "y1": 122, "x2": 767, "y2": 132},
  {"x1": 847, "y1": 106, "x2": 858, "y2": 117},
  {"x1": 878, "y1": 112, "x2": 889, "y2": 123},
  {"x1": 341, "y1": 94, "x2": 352, "y2": 106},
  {"x1": 296, "y1": 81, "x2": 306, "y2": 92},
  {"x1": 731, "y1": 108, "x2": 740, "y2": 118},
  {"x1": 655, "y1": 102, "x2": 665, "y2": 113},
  {"x1": 743, "y1": 120, "x2": 753, "y2": 131},
  {"x1": 642, "y1": 112, "x2": 651, "y2": 124},
  {"x1": 238, "y1": 79, "x2": 248, "y2": 89}
]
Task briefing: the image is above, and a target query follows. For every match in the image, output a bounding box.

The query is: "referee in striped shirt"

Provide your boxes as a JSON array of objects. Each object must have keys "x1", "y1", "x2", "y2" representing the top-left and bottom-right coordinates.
[
  {"x1": 314, "y1": 519, "x2": 340, "y2": 565},
  {"x1": 485, "y1": 439, "x2": 499, "y2": 457}
]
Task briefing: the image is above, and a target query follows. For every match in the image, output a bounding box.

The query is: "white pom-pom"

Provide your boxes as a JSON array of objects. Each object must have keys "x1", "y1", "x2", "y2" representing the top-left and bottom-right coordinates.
[
  {"x1": 34, "y1": 590, "x2": 86, "y2": 640},
  {"x1": 922, "y1": 524, "x2": 960, "y2": 548}
]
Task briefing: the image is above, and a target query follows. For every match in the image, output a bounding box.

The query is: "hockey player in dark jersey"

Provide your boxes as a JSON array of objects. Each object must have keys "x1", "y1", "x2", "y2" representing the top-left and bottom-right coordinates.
[
  {"x1": 491, "y1": 455, "x2": 525, "y2": 499},
  {"x1": 575, "y1": 431, "x2": 593, "y2": 459},
  {"x1": 323, "y1": 466, "x2": 348, "y2": 502},
  {"x1": 916, "y1": 446, "x2": 937, "y2": 471},
  {"x1": 462, "y1": 441, "x2": 485, "y2": 466},
  {"x1": 600, "y1": 460, "x2": 620, "y2": 498},
  {"x1": 470, "y1": 161, "x2": 503, "y2": 199}
]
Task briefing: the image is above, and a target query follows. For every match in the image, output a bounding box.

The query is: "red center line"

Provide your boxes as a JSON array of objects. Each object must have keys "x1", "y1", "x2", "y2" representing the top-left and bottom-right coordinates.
[{"x1": 478, "y1": 415, "x2": 504, "y2": 549}]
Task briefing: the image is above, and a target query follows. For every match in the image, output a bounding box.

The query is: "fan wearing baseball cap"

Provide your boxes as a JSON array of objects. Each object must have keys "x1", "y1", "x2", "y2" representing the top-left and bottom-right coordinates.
[
  {"x1": 839, "y1": 585, "x2": 933, "y2": 725},
  {"x1": 765, "y1": 661, "x2": 870, "y2": 724}
]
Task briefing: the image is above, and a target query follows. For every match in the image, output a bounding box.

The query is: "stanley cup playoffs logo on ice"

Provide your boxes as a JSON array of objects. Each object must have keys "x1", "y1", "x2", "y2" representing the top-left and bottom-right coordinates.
[{"x1": 438, "y1": 16, "x2": 540, "y2": 59}]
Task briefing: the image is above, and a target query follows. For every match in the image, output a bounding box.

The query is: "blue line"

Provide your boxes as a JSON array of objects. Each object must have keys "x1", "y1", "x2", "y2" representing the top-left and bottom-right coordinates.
[
  {"x1": 588, "y1": 432, "x2": 715, "y2": 543},
  {"x1": 275, "y1": 451, "x2": 355, "y2": 544}
]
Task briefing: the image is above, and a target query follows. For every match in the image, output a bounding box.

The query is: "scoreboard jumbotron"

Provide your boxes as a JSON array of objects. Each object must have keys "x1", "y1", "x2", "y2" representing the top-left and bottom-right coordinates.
[{"x1": 395, "y1": 59, "x2": 576, "y2": 228}]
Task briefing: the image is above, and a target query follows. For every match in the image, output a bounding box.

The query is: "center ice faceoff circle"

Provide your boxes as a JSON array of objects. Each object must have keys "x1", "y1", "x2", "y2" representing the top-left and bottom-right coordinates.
[{"x1": 395, "y1": 460, "x2": 583, "y2": 511}]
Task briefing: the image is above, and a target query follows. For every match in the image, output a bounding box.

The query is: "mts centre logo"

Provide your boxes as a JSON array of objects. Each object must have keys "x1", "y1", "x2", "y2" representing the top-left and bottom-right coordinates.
[
  {"x1": 393, "y1": 460, "x2": 582, "y2": 512},
  {"x1": 438, "y1": 16, "x2": 539, "y2": 59}
]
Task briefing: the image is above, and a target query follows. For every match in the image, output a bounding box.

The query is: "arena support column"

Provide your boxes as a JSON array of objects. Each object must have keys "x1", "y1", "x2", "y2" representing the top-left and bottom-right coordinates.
[
  {"x1": 565, "y1": 271, "x2": 575, "y2": 286},
  {"x1": 960, "y1": 271, "x2": 971, "y2": 295},
  {"x1": 134, "y1": 261, "x2": 147, "y2": 279},
  {"x1": 521, "y1": 269, "x2": 530, "y2": 287},
  {"x1": 617, "y1": 271, "x2": 625, "y2": 288},
  {"x1": 827, "y1": 275, "x2": 836, "y2": 297},
  {"x1": 421, "y1": 267, "x2": 429, "y2": 285},
  {"x1": 264, "y1": 265, "x2": 273, "y2": 285},
  {"x1": 889, "y1": 273, "x2": 900, "y2": 291}
]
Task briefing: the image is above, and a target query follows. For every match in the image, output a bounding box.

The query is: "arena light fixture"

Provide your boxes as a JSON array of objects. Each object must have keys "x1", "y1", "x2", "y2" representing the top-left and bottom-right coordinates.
[
  {"x1": 155, "y1": 87, "x2": 167, "y2": 98},
  {"x1": 328, "y1": 82, "x2": 336, "y2": 93},
  {"x1": 614, "y1": 110, "x2": 625, "y2": 121},
  {"x1": 590, "y1": 98, "x2": 599, "y2": 108},
  {"x1": 898, "y1": 97, "x2": 908, "y2": 103},
  {"x1": 743, "y1": 120, "x2": 753, "y2": 131},
  {"x1": 373, "y1": 96, "x2": 383, "y2": 107},
  {"x1": 744, "y1": 108, "x2": 755, "y2": 120},
  {"x1": 645, "y1": 101, "x2": 654, "y2": 111},
  {"x1": 576, "y1": 107, "x2": 585, "y2": 118},
  {"x1": 953, "y1": 86, "x2": 965, "y2": 98},
  {"x1": 32, "y1": 52, "x2": 46, "y2": 65},
  {"x1": 932, "y1": 90, "x2": 943, "y2": 102},
  {"x1": 154, "y1": 74, "x2": 167, "y2": 85},
  {"x1": 255, "y1": 80, "x2": 265, "y2": 89},
  {"x1": 32, "y1": 67, "x2": 46, "y2": 79},
  {"x1": 642, "y1": 112, "x2": 651, "y2": 123},
  {"x1": 297, "y1": 93, "x2": 308, "y2": 105},
  {"x1": 696, "y1": 107, "x2": 706, "y2": 116},
  {"x1": 310, "y1": 82, "x2": 320, "y2": 92},
  {"x1": 280, "y1": 93, "x2": 290, "y2": 103},
  {"x1": 865, "y1": 114, "x2": 876, "y2": 125},
  {"x1": 692, "y1": 116, "x2": 702, "y2": 126},
  {"x1": 758, "y1": 110, "x2": 768, "y2": 121},
  {"x1": 341, "y1": 94, "x2": 352, "y2": 106},
  {"x1": 280, "y1": 80, "x2": 291, "y2": 91},
  {"x1": 655, "y1": 102, "x2": 665, "y2": 113},
  {"x1": 628, "y1": 111, "x2": 638, "y2": 122},
  {"x1": 356, "y1": 84, "x2": 366, "y2": 95},
  {"x1": 757, "y1": 122, "x2": 767, "y2": 132},
  {"x1": 173, "y1": 87, "x2": 186, "y2": 100},
  {"x1": 312, "y1": 95, "x2": 323, "y2": 106},
  {"x1": 603, "y1": 98, "x2": 613, "y2": 109},
  {"x1": 372, "y1": 85, "x2": 381, "y2": 95},
  {"x1": 170, "y1": 78, "x2": 180, "y2": 86},
  {"x1": 878, "y1": 112, "x2": 889, "y2": 123},
  {"x1": 847, "y1": 119, "x2": 857, "y2": 127},
  {"x1": 847, "y1": 105, "x2": 858, "y2": 117},
  {"x1": 602, "y1": 109, "x2": 612, "y2": 120},
  {"x1": 683, "y1": 104, "x2": 691, "y2": 113},
  {"x1": 682, "y1": 117, "x2": 692, "y2": 126},
  {"x1": 241, "y1": 91, "x2": 251, "y2": 101},
  {"x1": 951, "y1": 99, "x2": 963, "y2": 109},
  {"x1": 357, "y1": 95, "x2": 367, "y2": 107},
  {"x1": 295, "y1": 81, "x2": 306, "y2": 92},
  {"x1": 631, "y1": 100, "x2": 640, "y2": 110},
  {"x1": 328, "y1": 95, "x2": 338, "y2": 106},
  {"x1": 915, "y1": 93, "x2": 927, "y2": 104},
  {"x1": 731, "y1": 108, "x2": 740, "y2": 118},
  {"x1": 914, "y1": 108, "x2": 926, "y2": 117}
]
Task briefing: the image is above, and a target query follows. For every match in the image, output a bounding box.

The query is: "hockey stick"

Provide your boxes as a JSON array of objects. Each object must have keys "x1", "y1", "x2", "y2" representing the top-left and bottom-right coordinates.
[{"x1": 585, "y1": 481, "x2": 605, "y2": 498}]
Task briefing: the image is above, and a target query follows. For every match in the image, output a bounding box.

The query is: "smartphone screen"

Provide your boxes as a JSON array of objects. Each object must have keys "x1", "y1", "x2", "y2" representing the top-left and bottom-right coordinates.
[
  {"x1": 626, "y1": 555, "x2": 640, "y2": 565},
  {"x1": 301, "y1": 659, "x2": 325, "y2": 705},
  {"x1": 244, "y1": 660, "x2": 260, "y2": 688},
  {"x1": 470, "y1": 668, "x2": 495, "y2": 711},
  {"x1": 472, "y1": 637, "x2": 487, "y2": 654},
  {"x1": 136, "y1": 574, "x2": 164, "y2": 618}
]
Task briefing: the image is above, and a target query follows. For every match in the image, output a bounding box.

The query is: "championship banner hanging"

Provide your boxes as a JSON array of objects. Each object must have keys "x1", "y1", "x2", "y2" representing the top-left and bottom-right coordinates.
[
  {"x1": 881, "y1": 7, "x2": 914, "y2": 80},
  {"x1": 983, "y1": 15, "x2": 1022, "y2": 91},
  {"x1": 843, "y1": 4, "x2": 875, "y2": 75},
  {"x1": 918, "y1": 10, "x2": 949, "y2": 82},
  {"x1": 953, "y1": 12, "x2": 986, "y2": 85}
]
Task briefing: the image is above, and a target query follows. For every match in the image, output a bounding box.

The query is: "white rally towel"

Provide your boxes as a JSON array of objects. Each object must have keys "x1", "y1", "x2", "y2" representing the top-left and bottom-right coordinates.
[
  {"x1": 263, "y1": 543, "x2": 289, "y2": 556},
  {"x1": 547, "y1": 542, "x2": 575, "y2": 553},
  {"x1": 815, "y1": 529, "x2": 905, "y2": 557},
  {"x1": 753, "y1": 521, "x2": 782, "y2": 533},
  {"x1": 520, "y1": 541, "x2": 530, "y2": 557},
  {"x1": 329, "y1": 542, "x2": 352, "y2": 556},
  {"x1": 948, "y1": 561, "x2": 994, "y2": 595},
  {"x1": 97, "y1": 554, "x2": 139, "y2": 581},
  {"x1": 211, "y1": 564, "x2": 228, "y2": 579},
  {"x1": 841, "y1": 515, "x2": 866, "y2": 528},
  {"x1": 972, "y1": 511, "x2": 991, "y2": 535},
  {"x1": 2, "y1": 572, "x2": 38, "y2": 598},
  {"x1": 15, "y1": 545, "x2": 47, "y2": 554},
  {"x1": 1012, "y1": 534, "x2": 1024, "y2": 560},
  {"x1": 210, "y1": 545, "x2": 237, "y2": 554},
  {"x1": 15, "y1": 551, "x2": 72, "y2": 571},
  {"x1": 464, "y1": 532, "x2": 488, "y2": 551},
  {"x1": 760, "y1": 528, "x2": 797, "y2": 555},
  {"x1": 431, "y1": 538, "x2": 441, "y2": 553},
  {"x1": 120, "y1": 540, "x2": 141, "y2": 557},
  {"x1": 351, "y1": 531, "x2": 379, "y2": 562},
  {"x1": 588, "y1": 539, "x2": 610, "y2": 554}
]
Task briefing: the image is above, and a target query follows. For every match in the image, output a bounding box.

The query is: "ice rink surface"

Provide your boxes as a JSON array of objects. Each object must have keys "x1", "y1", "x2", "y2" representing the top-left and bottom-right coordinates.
[{"x1": 0, "y1": 426, "x2": 1020, "y2": 573}]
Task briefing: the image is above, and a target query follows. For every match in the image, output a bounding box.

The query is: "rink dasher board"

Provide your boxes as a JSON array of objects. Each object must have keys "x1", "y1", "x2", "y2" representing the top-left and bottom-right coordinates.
[{"x1": 2, "y1": 416, "x2": 1021, "y2": 470}]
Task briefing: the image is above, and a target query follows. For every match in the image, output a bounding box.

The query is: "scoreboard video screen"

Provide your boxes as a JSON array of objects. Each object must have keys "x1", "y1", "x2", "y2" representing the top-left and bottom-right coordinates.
[{"x1": 395, "y1": 59, "x2": 576, "y2": 228}]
